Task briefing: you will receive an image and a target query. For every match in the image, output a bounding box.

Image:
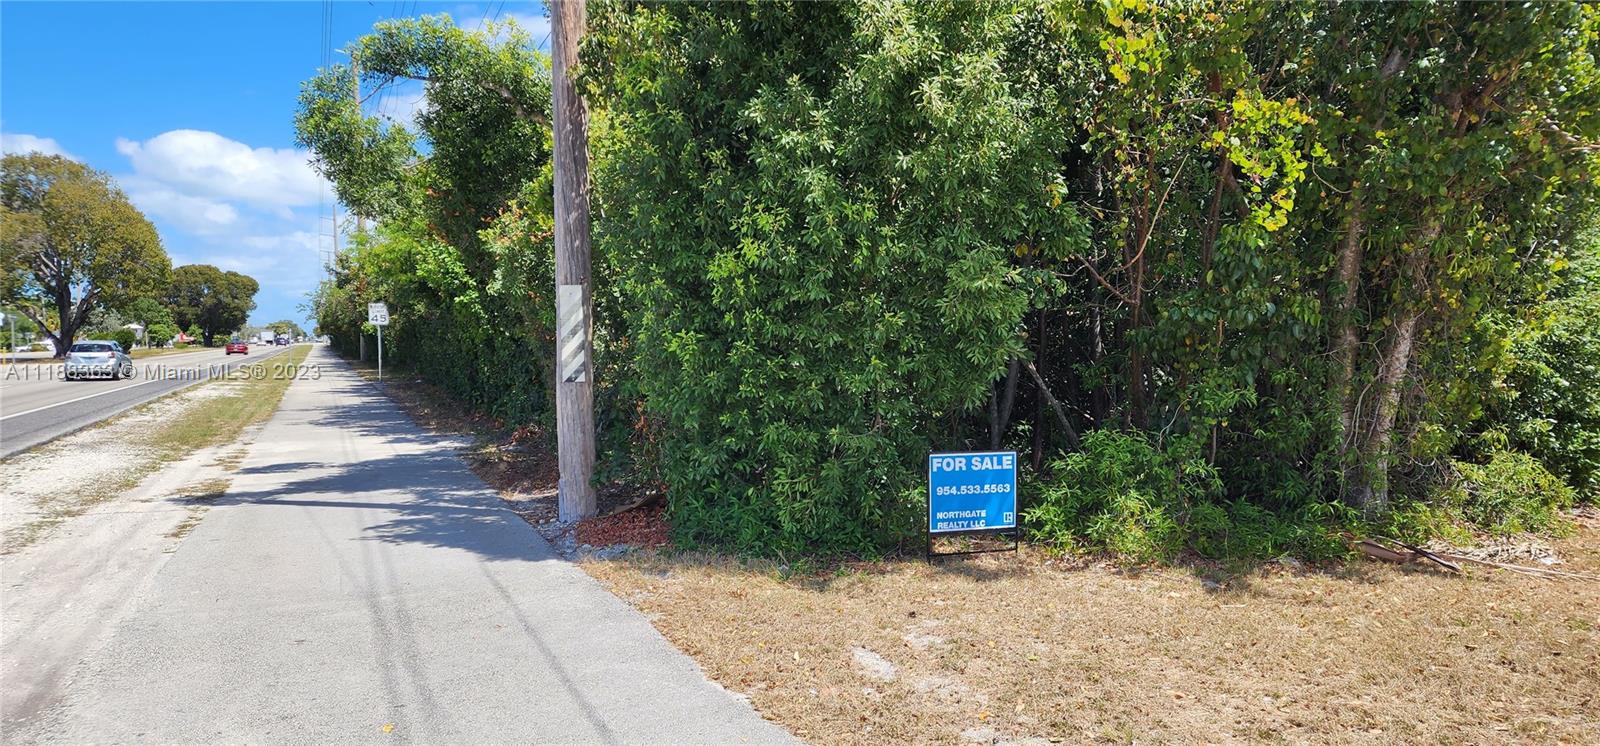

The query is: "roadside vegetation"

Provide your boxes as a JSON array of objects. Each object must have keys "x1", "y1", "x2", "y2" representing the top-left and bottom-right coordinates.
[
  {"x1": 303, "y1": 3, "x2": 1600, "y2": 564},
  {"x1": 0, "y1": 154, "x2": 262, "y2": 356}
]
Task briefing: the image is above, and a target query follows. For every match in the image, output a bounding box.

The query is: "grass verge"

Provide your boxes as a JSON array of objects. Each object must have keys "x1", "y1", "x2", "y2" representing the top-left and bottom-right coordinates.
[
  {"x1": 146, "y1": 345, "x2": 311, "y2": 455},
  {"x1": 129, "y1": 346, "x2": 207, "y2": 360},
  {"x1": 584, "y1": 536, "x2": 1600, "y2": 744},
  {"x1": 1, "y1": 345, "x2": 310, "y2": 553}
]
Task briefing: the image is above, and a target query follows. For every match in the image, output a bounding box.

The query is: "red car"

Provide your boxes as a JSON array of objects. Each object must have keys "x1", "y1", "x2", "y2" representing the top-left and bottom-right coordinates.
[{"x1": 225, "y1": 340, "x2": 249, "y2": 355}]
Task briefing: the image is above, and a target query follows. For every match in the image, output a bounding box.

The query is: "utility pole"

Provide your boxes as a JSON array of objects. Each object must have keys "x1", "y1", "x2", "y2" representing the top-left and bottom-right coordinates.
[{"x1": 552, "y1": 0, "x2": 596, "y2": 522}]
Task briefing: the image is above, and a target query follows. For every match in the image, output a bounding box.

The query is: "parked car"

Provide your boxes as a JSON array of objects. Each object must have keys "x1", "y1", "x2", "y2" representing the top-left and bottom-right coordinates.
[
  {"x1": 225, "y1": 339, "x2": 249, "y2": 355},
  {"x1": 64, "y1": 340, "x2": 134, "y2": 380}
]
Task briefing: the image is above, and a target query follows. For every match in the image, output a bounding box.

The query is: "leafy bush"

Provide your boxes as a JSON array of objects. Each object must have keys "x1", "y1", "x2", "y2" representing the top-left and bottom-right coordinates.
[
  {"x1": 590, "y1": 2, "x2": 1067, "y2": 554},
  {"x1": 1496, "y1": 250, "x2": 1600, "y2": 502},
  {"x1": 1026, "y1": 430, "x2": 1219, "y2": 563},
  {"x1": 146, "y1": 322, "x2": 179, "y2": 347},
  {"x1": 1188, "y1": 500, "x2": 1348, "y2": 562},
  {"x1": 1438, "y1": 450, "x2": 1574, "y2": 536},
  {"x1": 110, "y1": 328, "x2": 137, "y2": 351}
]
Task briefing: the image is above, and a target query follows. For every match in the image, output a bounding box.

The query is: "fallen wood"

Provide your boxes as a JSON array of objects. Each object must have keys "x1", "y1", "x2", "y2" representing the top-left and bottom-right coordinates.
[
  {"x1": 1386, "y1": 538, "x2": 1462, "y2": 573},
  {"x1": 1351, "y1": 536, "x2": 1464, "y2": 574},
  {"x1": 1428, "y1": 552, "x2": 1600, "y2": 582},
  {"x1": 1355, "y1": 539, "x2": 1411, "y2": 564}
]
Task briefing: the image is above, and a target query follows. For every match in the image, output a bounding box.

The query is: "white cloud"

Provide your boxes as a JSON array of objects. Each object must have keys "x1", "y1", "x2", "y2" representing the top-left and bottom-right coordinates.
[
  {"x1": 214, "y1": 231, "x2": 326, "y2": 291},
  {"x1": 374, "y1": 80, "x2": 429, "y2": 129},
  {"x1": 240, "y1": 231, "x2": 321, "y2": 256},
  {"x1": 1, "y1": 132, "x2": 74, "y2": 159},
  {"x1": 118, "y1": 176, "x2": 239, "y2": 235},
  {"x1": 115, "y1": 130, "x2": 323, "y2": 209}
]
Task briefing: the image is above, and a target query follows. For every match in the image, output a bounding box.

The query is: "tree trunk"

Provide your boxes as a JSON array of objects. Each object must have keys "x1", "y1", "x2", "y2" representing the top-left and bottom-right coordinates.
[
  {"x1": 1200, "y1": 70, "x2": 1231, "y2": 270},
  {"x1": 1348, "y1": 222, "x2": 1437, "y2": 515},
  {"x1": 52, "y1": 286, "x2": 76, "y2": 358},
  {"x1": 1126, "y1": 164, "x2": 1151, "y2": 429},
  {"x1": 1031, "y1": 308, "x2": 1049, "y2": 471},
  {"x1": 1024, "y1": 360, "x2": 1081, "y2": 451},
  {"x1": 1330, "y1": 189, "x2": 1365, "y2": 456},
  {"x1": 1090, "y1": 305, "x2": 1110, "y2": 423},
  {"x1": 987, "y1": 387, "x2": 999, "y2": 448},
  {"x1": 991, "y1": 358, "x2": 1020, "y2": 449}
]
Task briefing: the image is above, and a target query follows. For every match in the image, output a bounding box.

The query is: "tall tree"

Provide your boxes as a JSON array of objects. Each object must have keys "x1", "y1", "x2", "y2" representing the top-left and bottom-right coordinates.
[
  {"x1": 265, "y1": 319, "x2": 305, "y2": 338},
  {"x1": 0, "y1": 153, "x2": 170, "y2": 357},
  {"x1": 1281, "y1": 2, "x2": 1600, "y2": 512},
  {"x1": 165, "y1": 264, "x2": 259, "y2": 346},
  {"x1": 297, "y1": 14, "x2": 559, "y2": 422}
]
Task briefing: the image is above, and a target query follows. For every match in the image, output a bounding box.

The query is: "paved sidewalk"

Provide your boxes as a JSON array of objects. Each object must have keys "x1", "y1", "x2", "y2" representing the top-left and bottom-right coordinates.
[{"x1": 20, "y1": 347, "x2": 795, "y2": 744}]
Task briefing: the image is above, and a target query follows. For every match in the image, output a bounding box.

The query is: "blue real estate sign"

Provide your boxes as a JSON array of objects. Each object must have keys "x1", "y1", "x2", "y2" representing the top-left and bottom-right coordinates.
[{"x1": 928, "y1": 451, "x2": 1018, "y2": 534}]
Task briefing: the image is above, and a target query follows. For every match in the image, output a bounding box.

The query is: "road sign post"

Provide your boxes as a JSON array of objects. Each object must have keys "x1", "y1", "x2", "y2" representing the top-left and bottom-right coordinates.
[{"x1": 367, "y1": 302, "x2": 389, "y2": 381}]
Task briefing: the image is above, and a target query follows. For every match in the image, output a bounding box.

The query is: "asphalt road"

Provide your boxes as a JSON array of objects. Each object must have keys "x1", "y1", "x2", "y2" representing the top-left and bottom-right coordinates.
[
  {"x1": 14, "y1": 346, "x2": 795, "y2": 744},
  {"x1": 0, "y1": 345, "x2": 296, "y2": 458}
]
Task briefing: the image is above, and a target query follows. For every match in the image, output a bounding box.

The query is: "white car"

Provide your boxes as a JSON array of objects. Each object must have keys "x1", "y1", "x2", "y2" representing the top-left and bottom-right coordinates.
[{"x1": 64, "y1": 340, "x2": 135, "y2": 380}]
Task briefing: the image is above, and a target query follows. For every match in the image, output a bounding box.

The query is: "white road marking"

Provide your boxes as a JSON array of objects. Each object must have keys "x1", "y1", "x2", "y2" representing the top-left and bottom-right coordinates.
[{"x1": 0, "y1": 379, "x2": 168, "y2": 420}]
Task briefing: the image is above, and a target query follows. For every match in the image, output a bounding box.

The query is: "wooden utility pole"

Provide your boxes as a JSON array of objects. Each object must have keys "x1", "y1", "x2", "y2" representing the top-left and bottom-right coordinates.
[{"x1": 551, "y1": 0, "x2": 596, "y2": 522}]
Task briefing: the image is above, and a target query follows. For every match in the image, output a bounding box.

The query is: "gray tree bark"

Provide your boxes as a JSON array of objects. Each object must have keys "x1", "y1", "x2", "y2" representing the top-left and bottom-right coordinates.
[{"x1": 1350, "y1": 222, "x2": 1438, "y2": 515}]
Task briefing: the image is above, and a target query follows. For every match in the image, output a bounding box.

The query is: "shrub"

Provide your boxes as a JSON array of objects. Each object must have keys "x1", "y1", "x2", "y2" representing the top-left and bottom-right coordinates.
[
  {"x1": 591, "y1": 2, "x2": 1064, "y2": 555},
  {"x1": 1026, "y1": 430, "x2": 1219, "y2": 563},
  {"x1": 1188, "y1": 500, "x2": 1348, "y2": 562},
  {"x1": 146, "y1": 322, "x2": 179, "y2": 347},
  {"x1": 110, "y1": 328, "x2": 137, "y2": 351},
  {"x1": 1498, "y1": 250, "x2": 1600, "y2": 502},
  {"x1": 1438, "y1": 450, "x2": 1574, "y2": 536}
]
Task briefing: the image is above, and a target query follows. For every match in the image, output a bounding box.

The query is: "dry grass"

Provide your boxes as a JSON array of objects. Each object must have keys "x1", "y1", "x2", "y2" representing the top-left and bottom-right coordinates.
[
  {"x1": 149, "y1": 345, "x2": 311, "y2": 455},
  {"x1": 176, "y1": 477, "x2": 231, "y2": 503},
  {"x1": 129, "y1": 346, "x2": 202, "y2": 360},
  {"x1": 584, "y1": 528, "x2": 1600, "y2": 745}
]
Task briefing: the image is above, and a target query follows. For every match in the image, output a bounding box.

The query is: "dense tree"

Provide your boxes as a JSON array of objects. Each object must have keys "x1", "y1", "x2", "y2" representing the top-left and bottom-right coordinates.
[
  {"x1": 310, "y1": 1, "x2": 1600, "y2": 558},
  {"x1": 586, "y1": 1, "x2": 1079, "y2": 552},
  {"x1": 121, "y1": 296, "x2": 175, "y2": 346},
  {"x1": 298, "y1": 14, "x2": 559, "y2": 423},
  {"x1": 145, "y1": 321, "x2": 179, "y2": 348},
  {"x1": 264, "y1": 319, "x2": 305, "y2": 338},
  {"x1": 0, "y1": 153, "x2": 170, "y2": 357},
  {"x1": 166, "y1": 264, "x2": 259, "y2": 346}
]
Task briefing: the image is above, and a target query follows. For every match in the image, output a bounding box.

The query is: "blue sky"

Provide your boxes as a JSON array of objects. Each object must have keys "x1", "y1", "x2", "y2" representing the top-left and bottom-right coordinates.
[{"x1": 1, "y1": 1, "x2": 551, "y2": 331}]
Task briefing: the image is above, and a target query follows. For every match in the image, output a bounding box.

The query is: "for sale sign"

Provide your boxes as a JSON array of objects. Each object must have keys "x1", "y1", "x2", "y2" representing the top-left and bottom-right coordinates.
[{"x1": 927, "y1": 451, "x2": 1017, "y2": 534}]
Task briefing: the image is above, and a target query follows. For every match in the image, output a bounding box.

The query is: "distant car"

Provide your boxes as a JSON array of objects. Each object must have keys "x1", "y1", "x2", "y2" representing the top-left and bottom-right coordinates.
[
  {"x1": 225, "y1": 340, "x2": 249, "y2": 355},
  {"x1": 64, "y1": 340, "x2": 134, "y2": 380},
  {"x1": 275, "y1": 334, "x2": 290, "y2": 346}
]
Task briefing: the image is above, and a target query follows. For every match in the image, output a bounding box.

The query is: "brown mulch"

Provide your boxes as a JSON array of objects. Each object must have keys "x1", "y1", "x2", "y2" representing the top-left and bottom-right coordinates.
[{"x1": 575, "y1": 503, "x2": 671, "y2": 548}]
